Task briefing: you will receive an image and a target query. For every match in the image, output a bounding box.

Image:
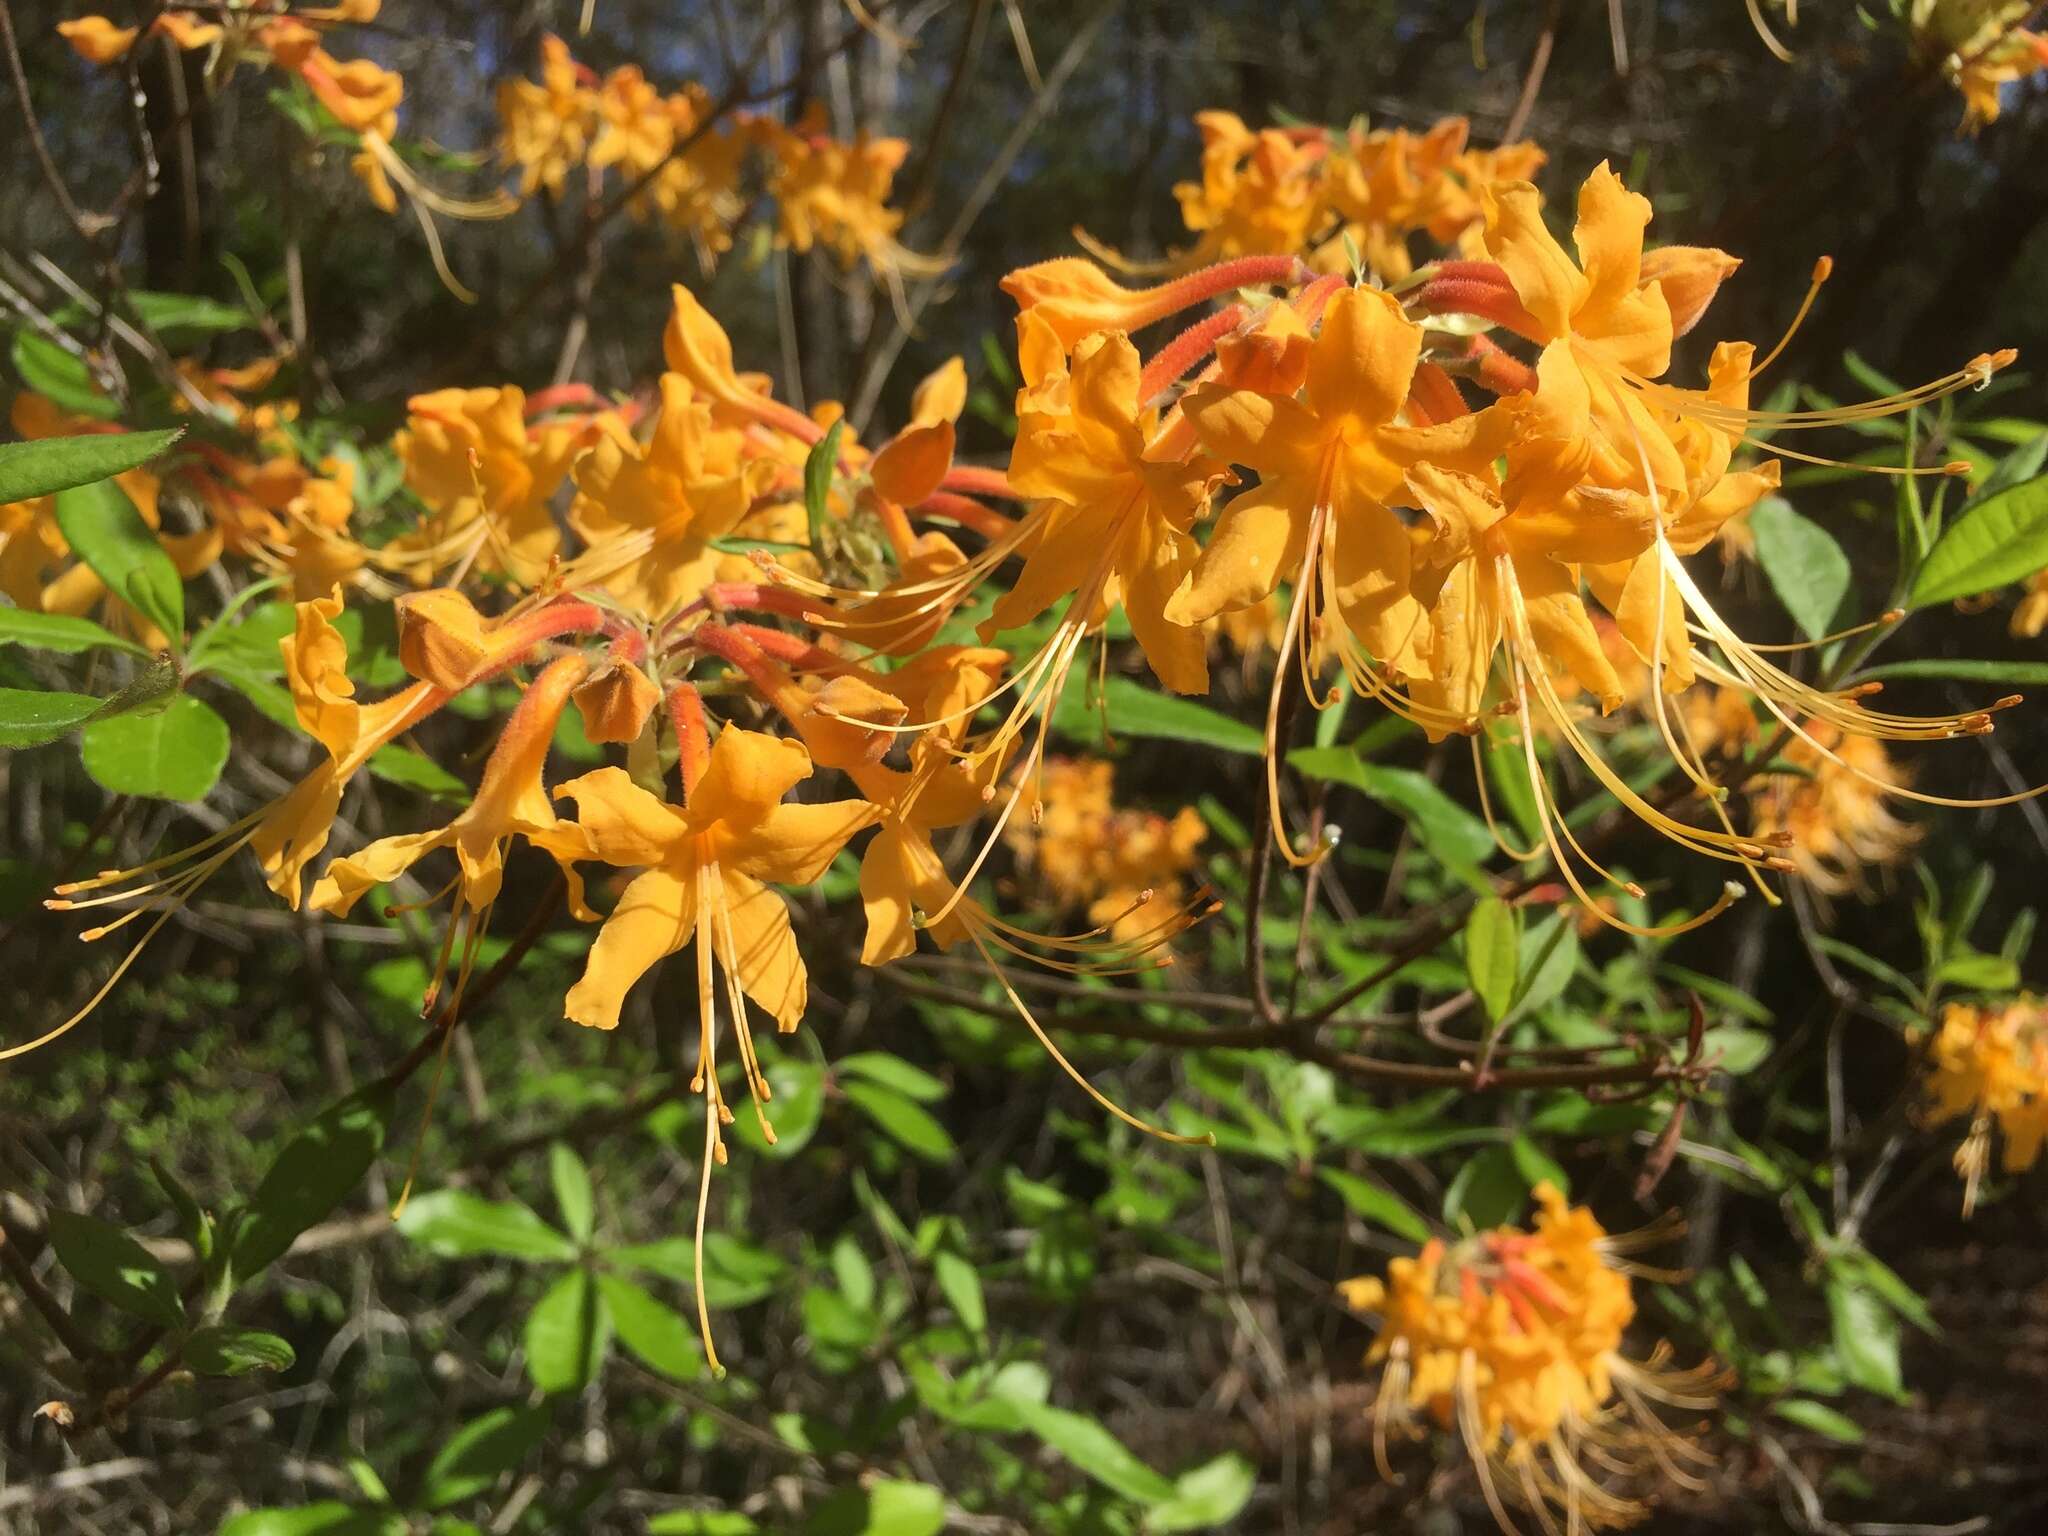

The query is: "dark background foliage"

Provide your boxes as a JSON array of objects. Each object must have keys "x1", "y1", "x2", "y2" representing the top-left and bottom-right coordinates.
[{"x1": 4, "y1": 3, "x2": 2047, "y2": 1534}]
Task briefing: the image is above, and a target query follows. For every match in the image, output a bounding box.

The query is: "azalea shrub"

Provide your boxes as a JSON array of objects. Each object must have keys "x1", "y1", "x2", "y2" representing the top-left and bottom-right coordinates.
[{"x1": 6, "y1": 4, "x2": 2048, "y2": 1535}]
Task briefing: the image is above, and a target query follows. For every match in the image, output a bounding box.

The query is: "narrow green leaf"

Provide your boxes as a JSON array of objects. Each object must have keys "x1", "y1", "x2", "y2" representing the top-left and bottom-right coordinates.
[
  {"x1": 611, "y1": 1232, "x2": 787, "y2": 1307},
  {"x1": 1749, "y1": 495, "x2": 1850, "y2": 641},
  {"x1": 803, "y1": 418, "x2": 846, "y2": 550},
  {"x1": 1010, "y1": 1400, "x2": 1177, "y2": 1504},
  {"x1": 419, "y1": 1405, "x2": 550, "y2": 1509},
  {"x1": 232, "y1": 1088, "x2": 392, "y2": 1275},
  {"x1": 841, "y1": 1080, "x2": 958, "y2": 1163},
  {"x1": 10, "y1": 331, "x2": 119, "y2": 418},
  {"x1": 80, "y1": 694, "x2": 228, "y2": 800},
  {"x1": 799, "y1": 1481, "x2": 945, "y2": 1536},
  {"x1": 1050, "y1": 673, "x2": 1263, "y2": 756},
  {"x1": 548, "y1": 1142, "x2": 595, "y2": 1244},
  {"x1": 1909, "y1": 473, "x2": 2048, "y2": 609},
  {"x1": 0, "y1": 427, "x2": 183, "y2": 504},
  {"x1": 52, "y1": 478, "x2": 184, "y2": 643},
  {"x1": 594, "y1": 1272, "x2": 702, "y2": 1380},
  {"x1": 836, "y1": 1052, "x2": 947, "y2": 1103},
  {"x1": 1145, "y1": 1452, "x2": 1257, "y2": 1531},
  {"x1": 934, "y1": 1249, "x2": 987, "y2": 1336},
  {"x1": 647, "y1": 1514, "x2": 759, "y2": 1536},
  {"x1": 1317, "y1": 1168, "x2": 1431, "y2": 1242},
  {"x1": 218, "y1": 1505, "x2": 396, "y2": 1536},
  {"x1": 397, "y1": 1190, "x2": 576, "y2": 1262},
  {"x1": 45, "y1": 1208, "x2": 184, "y2": 1328},
  {"x1": 1288, "y1": 746, "x2": 1494, "y2": 885},
  {"x1": 1772, "y1": 1397, "x2": 1866, "y2": 1444},
  {"x1": 524, "y1": 1267, "x2": 607, "y2": 1395},
  {"x1": 1464, "y1": 897, "x2": 1520, "y2": 1025},
  {"x1": 0, "y1": 609, "x2": 146, "y2": 656},
  {"x1": 186, "y1": 1325, "x2": 297, "y2": 1377},
  {"x1": 0, "y1": 688, "x2": 105, "y2": 748},
  {"x1": 367, "y1": 744, "x2": 469, "y2": 799},
  {"x1": 1827, "y1": 1280, "x2": 1903, "y2": 1398}
]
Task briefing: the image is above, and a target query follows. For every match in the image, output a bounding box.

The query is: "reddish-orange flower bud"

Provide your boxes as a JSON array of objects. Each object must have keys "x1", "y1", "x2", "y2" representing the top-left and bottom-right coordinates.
[{"x1": 572, "y1": 661, "x2": 660, "y2": 744}]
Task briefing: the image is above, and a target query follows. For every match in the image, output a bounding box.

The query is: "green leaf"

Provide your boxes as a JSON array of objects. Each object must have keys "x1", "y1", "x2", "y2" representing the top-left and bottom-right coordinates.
[
  {"x1": 836, "y1": 1052, "x2": 947, "y2": 1102},
  {"x1": 397, "y1": 1190, "x2": 577, "y2": 1262},
  {"x1": 1317, "y1": 1168, "x2": 1431, "y2": 1242},
  {"x1": 1288, "y1": 746, "x2": 1494, "y2": 885},
  {"x1": 218, "y1": 1505, "x2": 398, "y2": 1536},
  {"x1": 232, "y1": 1088, "x2": 392, "y2": 1275},
  {"x1": 419, "y1": 1405, "x2": 550, "y2": 1509},
  {"x1": 80, "y1": 694, "x2": 229, "y2": 800},
  {"x1": 1909, "y1": 473, "x2": 2048, "y2": 609},
  {"x1": 841, "y1": 1080, "x2": 957, "y2": 1163},
  {"x1": 45, "y1": 1208, "x2": 184, "y2": 1328},
  {"x1": 594, "y1": 1272, "x2": 702, "y2": 1380},
  {"x1": 732, "y1": 1057, "x2": 824, "y2": 1159},
  {"x1": 1827, "y1": 1280, "x2": 1903, "y2": 1398},
  {"x1": 803, "y1": 418, "x2": 846, "y2": 550},
  {"x1": 1936, "y1": 951, "x2": 2020, "y2": 992},
  {"x1": 647, "y1": 1515, "x2": 759, "y2": 1536},
  {"x1": 368, "y1": 744, "x2": 468, "y2": 800},
  {"x1": 186, "y1": 1326, "x2": 297, "y2": 1377},
  {"x1": 1049, "y1": 673, "x2": 1263, "y2": 755},
  {"x1": 1442, "y1": 1144, "x2": 1529, "y2": 1230},
  {"x1": 1464, "y1": 896, "x2": 1520, "y2": 1025},
  {"x1": 934, "y1": 1248, "x2": 987, "y2": 1336},
  {"x1": 1010, "y1": 1400, "x2": 1177, "y2": 1504},
  {"x1": 611, "y1": 1233, "x2": 788, "y2": 1307},
  {"x1": 52, "y1": 477, "x2": 184, "y2": 643},
  {"x1": 0, "y1": 427, "x2": 183, "y2": 504},
  {"x1": 548, "y1": 1142, "x2": 595, "y2": 1244},
  {"x1": 1857, "y1": 658, "x2": 2048, "y2": 688},
  {"x1": 1749, "y1": 495, "x2": 1850, "y2": 641},
  {"x1": 0, "y1": 608, "x2": 146, "y2": 656},
  {"x1": 62, "y1": 290, "x2": 250, "y2": 341},
  {"x1": 0, "y1": 688, "x2": 105, "y2": 748},
  {"x1": 10, "y1": 331, "x2": 119, "y2": 418},
  {"x1": 799, "y1": 1480, "x2": 946, "y2": 1536},
  {"x1": 1145, "y1": 1452, "x2": 1258, "y2": 1531},
  {"x1": 525, "y1": 1267, "x2": 608, "y2": 1395},
  {"x1": 1772, "y1": 1397, "x2": 1865, "y2": 1444}
]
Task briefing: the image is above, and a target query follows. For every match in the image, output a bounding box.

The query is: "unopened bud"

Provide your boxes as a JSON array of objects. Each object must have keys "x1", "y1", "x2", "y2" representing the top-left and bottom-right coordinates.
[{"x1": 573, "y1": 662, "x2": 660, "y2": 744}]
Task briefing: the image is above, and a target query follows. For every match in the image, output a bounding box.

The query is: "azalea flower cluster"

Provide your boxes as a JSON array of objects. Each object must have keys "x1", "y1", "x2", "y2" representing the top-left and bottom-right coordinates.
[
  {"x1": 19, "y1": 114, "x2": 2040, "y2": 1520},
  {"x1": 56, "y1": 2, "x2": 513, "y2": 292},
  {"x1": 1919, "y1": 995, "x2": 2048, "y2": 1213},
  {"x1": 1341, "y1": 1184, "x2": 1721, "y2": 1533},
  {"x1": 498, "y1": 35, "x2": 927, "y2": 280},
  {"x1": 1004, "y1": 757, "x2": 1210, "y2": 947}
]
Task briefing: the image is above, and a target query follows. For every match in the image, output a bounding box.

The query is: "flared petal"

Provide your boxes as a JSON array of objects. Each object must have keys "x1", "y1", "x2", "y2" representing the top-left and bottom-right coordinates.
[
  {"x1": 1121, "y1": 516, "x2": 1209, "y2": 694},
  {"x1": 564, "y1": 868, "x2": 698, "y2": 1030},
  {"x1": 310, "y1": 828, "x2": 452, "y2": 917},
  {"x1": 1483, "y1": 181, "x2": 1584, "y2": 340},
  {"x1": 719, "y1": 870, "x2": 805, "y2": 1031},
  {"x1": 553, "y1": 766, "x2": 693, "y2": 867},
  {"x1": 1308, "y1": 286, "x2": 1422, "y2": 430},
  {"x1": 723, "y1": 798, "x2": 880, "y2": 886},
  {"x1": 1163, "y1": 477, "x2": 1314, "y2": 625},
  {"x1": 1183, "y1": 386, "x2": 1325, "y2": 475},
  {"x1": 1519, "y1": 556, "x2": 1623, "y2": 709},
  {"x1": 689, "y1": 728, "x2": 814, "y2": 830}
]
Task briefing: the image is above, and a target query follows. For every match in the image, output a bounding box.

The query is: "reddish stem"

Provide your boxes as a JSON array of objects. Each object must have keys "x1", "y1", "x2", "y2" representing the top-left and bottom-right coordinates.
[
  {"x1": 936, "y1": 463, "x2": 1019, "y2": 500},
  {"x1": 1138, "y1": 303, "x2": 1246, "y2": 402},
  {"x1": 1406, "y1": 362, "x2": 1470, "y2": 425},
  {"x1": 914, "y1": 491, "x2": 1015, "y2": 539},
  {"x1": 667, "y1": 683, "x2": 711, "y2": 801}
]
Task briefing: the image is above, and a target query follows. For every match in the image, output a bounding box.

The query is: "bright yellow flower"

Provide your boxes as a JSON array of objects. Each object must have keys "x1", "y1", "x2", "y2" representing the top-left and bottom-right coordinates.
[
  {"x1": 1006, "y1": 758, "x2": 1208, "y2": 948},
  {"x1": 497, "y1": 34, "x2": 597, "y2": 197},
  {"x1": 549, "y1": 727, "x2": 876, "y2": 1369},
  {"x1": 568, "y1": 374, "x2": 773, "y2": 620},
  {"x1": 1342, "y1": 1184, "x2": 1720, "y2": 1533},
  {"x1": 311, "y1": 654, "x2": 590, "y2": 1010},
  {"x1": 388, "y1": 387, "x2": 574, "y2": 586},
  {"x1": 1747, "y1": 723, "x2": 1920, "y2": 901},
  {"x1": 56, "y1": 16, "x2": 138, "y2": 63},
  {"x1": 1172, "y1": 111, "x2": 1329, "y2": 266},
  {"x1": 1918, "y1": 996, "x2": 2048, "y2": 1211}
]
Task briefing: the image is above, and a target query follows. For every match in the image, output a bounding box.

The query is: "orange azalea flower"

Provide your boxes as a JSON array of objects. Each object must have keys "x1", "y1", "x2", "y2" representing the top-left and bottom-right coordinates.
[
  {"x1": 549, "y1": 724, "x2": 877, "y2": 1371},
  {"x1": 387, "y1": 387, "x2": 576, "y2": 587},
  {"x1": 1343, "y1": 1184, "x2": 1720, "y2": 1533},
  {"x1": 1917, "y1": 995, "x2": 2048, "y2": 1212},
  {"x1": 497, "y1": 34, "x2": 598, "y2": 197}
]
